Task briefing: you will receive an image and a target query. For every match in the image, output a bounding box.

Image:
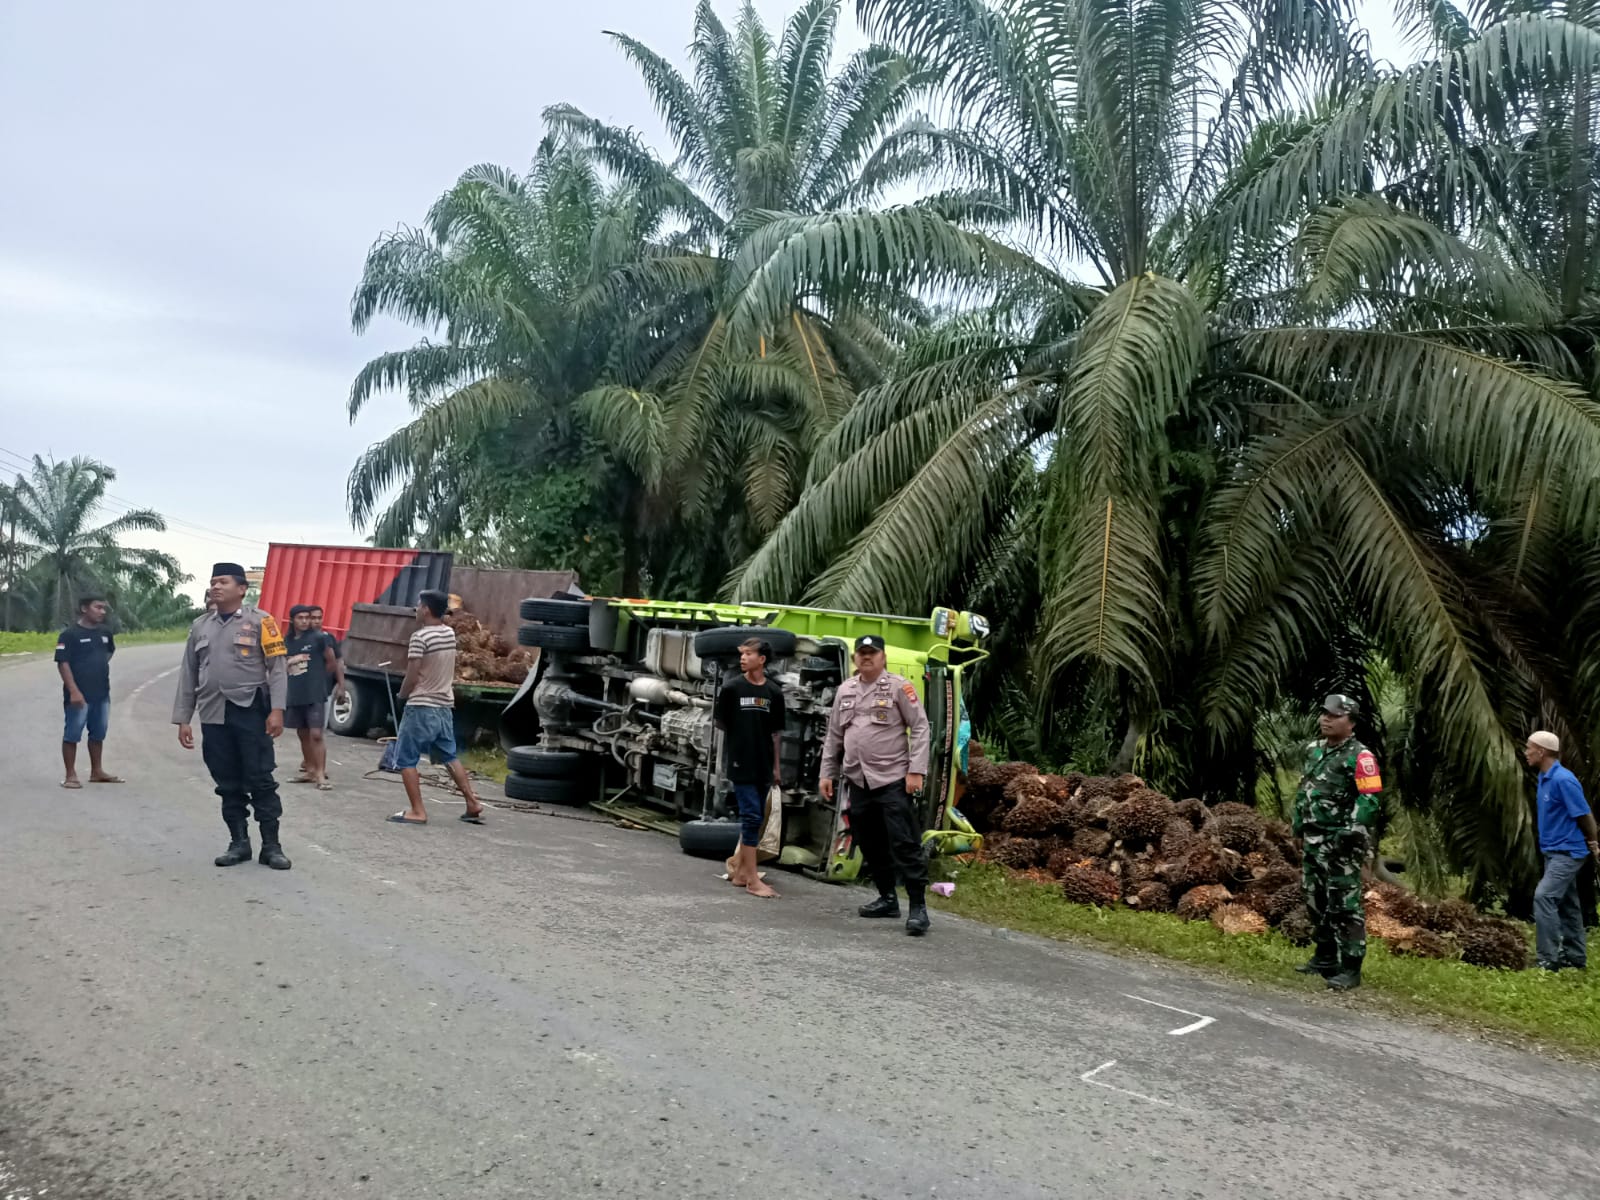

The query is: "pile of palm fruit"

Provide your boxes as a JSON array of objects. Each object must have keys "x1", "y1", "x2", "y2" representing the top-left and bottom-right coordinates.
[
  {"x1": 444, "y1": 610, "x2": 538, "y2": 684},
  {"x1": 962, "y1": 753, "x2": 1531, "y2": 970}
]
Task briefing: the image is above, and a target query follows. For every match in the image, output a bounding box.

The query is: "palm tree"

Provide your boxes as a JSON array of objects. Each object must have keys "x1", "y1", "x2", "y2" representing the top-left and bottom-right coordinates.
[
  {"x1": 547, "y1": 0, "x2": 1026, "y2": 571},
  {"x1": 734, "y1": 0, "x2": 1600, "y2": 896},
  {"x1": 348, "y1": 136, "x2": 670, "y2": 591},
  {"x1": 3, "y1": 456, "x2": 176, "y2": 629}
]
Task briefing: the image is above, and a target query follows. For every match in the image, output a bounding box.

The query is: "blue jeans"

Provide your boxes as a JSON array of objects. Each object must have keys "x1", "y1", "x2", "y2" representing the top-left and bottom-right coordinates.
[
  {"x1": 395, "y1": 705, "x2": 457, "y2": 770},
  {"x1": 733, "y1": 784, "x2": 765, "y2": 847},
  {"x1": 1534, "y1": 852, "x2": 1589, "y2": 969},
  {"x1": 63, "y1": 696, "x2": 110, "y2": 743}
]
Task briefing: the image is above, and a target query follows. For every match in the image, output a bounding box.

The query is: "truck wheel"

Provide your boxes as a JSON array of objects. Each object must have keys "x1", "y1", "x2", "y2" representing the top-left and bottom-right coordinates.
[
  {"x1": 692, "y1": 626, "x2": 798, "y2": 659},
  {"x1": 519, "y1": 598, "x2": 590, "y2": 625},
  {"x1": 517, "y1": 623, "x2": 591, "y2": 651},
  {"x1": 505, "y1": 746, "x2": 587, "y2": 777},
  {"x1": 679, "y1": 819, "x2": 743, "y2": 860},
  {"x1": 328, "y1": 680, "x2": 379, "y2": 737},
  {"x1": 502, "y1": 772, "x2": 588, "y2": 806}
]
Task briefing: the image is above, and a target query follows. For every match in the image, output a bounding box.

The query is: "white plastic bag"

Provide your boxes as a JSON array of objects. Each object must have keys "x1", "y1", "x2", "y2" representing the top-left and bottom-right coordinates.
[{"x1": 757, "y1": 785, "x2": 783, "y2": 862}]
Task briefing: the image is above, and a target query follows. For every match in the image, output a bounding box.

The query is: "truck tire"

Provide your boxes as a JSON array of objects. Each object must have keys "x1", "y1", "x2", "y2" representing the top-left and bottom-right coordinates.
[
  {"x1": 328, "y1": 679, "x2": 380, "y2": 737},
  {"x1": 517, "y1": 623, "x2": 590, "y2": 651},
  {"x1": 519, "y1": 598, "x2": 590, "y2": 625},
  {"x1": 679, "y1": 819, "x2": 743, "y2": 860},
  {"x1": 692, "y1": 626, "x2": 798, "y2": 660},
  {"x1": 505, "y1": 746, "x2": 587, "y2": 777},
  {"x1": 502, "y1": 772, "x2": 588, "y2": 806}
]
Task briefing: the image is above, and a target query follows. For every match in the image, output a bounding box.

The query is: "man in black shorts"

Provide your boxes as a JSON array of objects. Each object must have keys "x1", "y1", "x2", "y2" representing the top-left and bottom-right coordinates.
[
  {"x1": 300, "y1": 605, "x2": 346, "y2": 779},
  {"x1": 713, "y1": 636, "x2": 785, "y2": 898},
  {"x1": 283, "y1": 605, "x2": 337, "y2": 789}
]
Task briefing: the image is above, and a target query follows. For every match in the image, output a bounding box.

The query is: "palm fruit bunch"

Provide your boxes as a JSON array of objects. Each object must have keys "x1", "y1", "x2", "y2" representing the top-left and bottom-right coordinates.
[
  {"x1": 1209, "y1": 801, "x2": 1257, "y2": 819},
  {"x1": 1003, "y1": 771, "x2": 1050, "y2": 805},
  {"x1": 1458, "y1": 921, "x2": 1530, "y2": 970},
  {"x1": 1167, "y1": 839, "x2": 1231, "y2": 889},
  {"x1": 1077, "y1": 775, "x2": 1120, "y2": 805},
  {"x1": 1055, "y1": 798, "x2": 1087, "y2": 834},
  {"x1": 1107, "y1": 788, "x2": 1174, "y2": 843},
  {"x1": 1211, "y1": 903, "x2": 1268, "y2": 935},
  {"x1": 1365, "y1": 908, "x2": 1419, "y2": 942},
  {"x1": 1072, "y1": 827, "x2": 1114, "y2": 858},
  {"x1": 990, "y1": 836, "x2": 1046, "y2": 870},
  {"x1": 1262, "y1": 882, "x2": 1305, "y2": 924},
  {"x1": 1159, "y1": 818, "x2": 1198, "y2": 860},
  {"x1": 1388, "y1": 928, "x2": 1456, "y2": 960},
  {"x1": 1129, "y1": 882, "x2": 1174, "y2": 911},
  {"x1": 1423, "y1": 897, "x2": 1478, "y2": 935},
  {"x1": 1171, "y1": 798, "x2": 1208, "y2": 829},
  {"x1": 1060, "y1": 864, "x2": 1121, "y2": 907},
  {"x1": 1367, "y1": 881, "x2": 1432, "y2": 929},
  {"x1": 1278, "y1": 905, "x2": 1314, "y2": 944},
  {"x1": 1259, "y1": 818, "x2": 1300, "y2": 865},
  {"x1": 1207, "y1": 810, "x2": 1265, "y2": 854},
  {"x1": 1175, "y1": 884, "x2": 1234, "y2": 920},
  {"x1": 1046, "y1": 847, "x2": 1084, "y2": 878},
  {"x1": 1042, "y1": 774, "x2": 1077, "y2": 803},
  {"x1": 1036, "y1": 834, "x2": 1070, "y2": 864},
  {"x1": 1004, "y1": 790, "x2": 1064, "y2": 837}
]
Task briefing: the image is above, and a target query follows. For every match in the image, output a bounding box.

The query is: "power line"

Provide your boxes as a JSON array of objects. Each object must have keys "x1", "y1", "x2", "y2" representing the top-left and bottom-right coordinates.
[{"x1": 0, "y1": 444, "x2": 258, "y2": 549}]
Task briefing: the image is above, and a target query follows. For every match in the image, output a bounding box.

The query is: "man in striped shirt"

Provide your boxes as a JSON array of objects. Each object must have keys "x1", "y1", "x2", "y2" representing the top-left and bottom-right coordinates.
[{"x1": 387, "y1": 589, "x2": 486, "y2": 826}]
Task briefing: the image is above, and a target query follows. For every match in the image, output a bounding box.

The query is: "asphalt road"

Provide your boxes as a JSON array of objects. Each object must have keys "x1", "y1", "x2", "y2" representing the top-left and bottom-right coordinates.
[{"x1": 1, "y1": 645, "x2": 1597, "y2": 1200}]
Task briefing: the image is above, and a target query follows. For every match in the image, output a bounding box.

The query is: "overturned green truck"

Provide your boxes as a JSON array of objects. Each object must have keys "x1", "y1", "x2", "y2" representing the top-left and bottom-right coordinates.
[{"x1": 499, "y1": 597, "x2": 990, "y2": 881}]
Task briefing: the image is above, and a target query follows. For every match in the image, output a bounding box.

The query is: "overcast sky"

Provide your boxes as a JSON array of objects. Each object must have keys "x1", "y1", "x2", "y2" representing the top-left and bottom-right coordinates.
[{"x1": 0, "y1": 1, "x2": 1407, "y2": 604}]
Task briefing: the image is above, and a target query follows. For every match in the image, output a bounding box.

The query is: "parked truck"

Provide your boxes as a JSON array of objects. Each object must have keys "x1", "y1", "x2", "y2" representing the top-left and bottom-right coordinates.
[
  {"x1": 498, "y1": 596, "x2": 990, "y2": 881},
  {"x1": 257, "y1": 543, "x2": 578, "y2": 747}
]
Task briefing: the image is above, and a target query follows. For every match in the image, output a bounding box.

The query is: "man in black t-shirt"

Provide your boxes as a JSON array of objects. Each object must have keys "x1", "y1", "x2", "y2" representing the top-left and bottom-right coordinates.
[
  {"x1": 283, "y1": 605, "x2": 338, "y2": 789},
  {"x1": 54, "y1": 594, "x2": 122, "y2": 788},
  {"x1": 713, "y1": 636, "x2": 786, "y2": 898}
]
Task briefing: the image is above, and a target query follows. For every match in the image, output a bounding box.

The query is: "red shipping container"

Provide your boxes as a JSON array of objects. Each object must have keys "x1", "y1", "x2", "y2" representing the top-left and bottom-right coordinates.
[{"x1": 257, "y1": 543, "x2": 453, "y2": 640}]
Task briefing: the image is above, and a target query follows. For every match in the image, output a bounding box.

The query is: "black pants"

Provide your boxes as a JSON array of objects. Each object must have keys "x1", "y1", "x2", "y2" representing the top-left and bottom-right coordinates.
[
  {"x1": 201, "y1": 692, "x2": 282, "y2": 842},
  {"x1": 848, "y1": 779, "x2": 927, "y2": 901}
]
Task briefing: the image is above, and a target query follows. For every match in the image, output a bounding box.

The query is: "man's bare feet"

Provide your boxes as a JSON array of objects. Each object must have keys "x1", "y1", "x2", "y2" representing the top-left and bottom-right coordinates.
[{"x1": 745, "y1": 878, "x2": 778, "y2": 898}]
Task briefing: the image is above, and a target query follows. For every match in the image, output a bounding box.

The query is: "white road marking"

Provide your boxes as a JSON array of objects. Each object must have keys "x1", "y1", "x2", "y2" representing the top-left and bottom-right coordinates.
[
  {"x1": 1124, "y1": 994, "x2": 1216, "y2": 1036},
  {"x1": 124, "y1": 665, "x2": 180, "y2": 711},
  {"x1": 1078, "y1": 1060, "x2": 1175, "y2": 1108}
]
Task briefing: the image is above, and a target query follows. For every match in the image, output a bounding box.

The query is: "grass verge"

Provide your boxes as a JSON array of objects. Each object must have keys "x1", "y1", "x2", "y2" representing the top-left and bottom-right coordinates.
[
  {"x1": 460, "y1": 745, "x2": 509, "y2": 783},
  {"x1": 0, "y1": 627, "x2": 189, "y2": 655},
  {"x1": 930, "y1": 861, "x2": 1600, "y2": 1057}
]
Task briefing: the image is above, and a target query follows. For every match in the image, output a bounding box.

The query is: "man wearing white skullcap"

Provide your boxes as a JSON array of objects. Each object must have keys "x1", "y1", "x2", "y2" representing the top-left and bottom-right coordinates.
[{"x1": 1523, "y1": 731, "x2": 1599, "y2": 971}]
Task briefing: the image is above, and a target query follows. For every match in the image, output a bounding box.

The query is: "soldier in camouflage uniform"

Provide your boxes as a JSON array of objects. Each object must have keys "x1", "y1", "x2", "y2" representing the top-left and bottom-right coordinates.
[{"x1": 1293, "y1": 694, "x2": 1383, "y2": 991}]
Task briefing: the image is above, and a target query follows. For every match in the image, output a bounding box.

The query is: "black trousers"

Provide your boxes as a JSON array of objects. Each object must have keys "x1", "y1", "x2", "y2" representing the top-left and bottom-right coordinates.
[
  {"x1": 848, "y1": 779, "x2": 927, "y2": 900},
  {"x1": 201, "y1": 692, "x2": 282, "y2": 841}
]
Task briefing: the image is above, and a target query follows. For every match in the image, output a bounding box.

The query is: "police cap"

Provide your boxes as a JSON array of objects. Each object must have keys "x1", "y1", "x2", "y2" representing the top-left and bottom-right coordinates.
[{"x1": 854, "y1": 634, "x2": 885, "y2": 653}]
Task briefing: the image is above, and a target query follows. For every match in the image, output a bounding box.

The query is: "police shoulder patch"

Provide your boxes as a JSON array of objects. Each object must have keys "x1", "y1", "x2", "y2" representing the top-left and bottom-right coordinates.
[
  {"x1": 1354, "y1": 749, "x2": 1382, "y2": 794},
  {"x1": 259, "y1": 614, "x2": 287, "y2": 657},
  {"x1": 901, "y1": 683, "x2": 918, "y2": 704}
]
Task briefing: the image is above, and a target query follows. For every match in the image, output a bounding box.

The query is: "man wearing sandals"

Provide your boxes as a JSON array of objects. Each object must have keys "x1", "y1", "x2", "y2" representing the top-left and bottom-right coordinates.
[
  {"x1": 55, "y1": 594, "x2": 123, "y2": 789},
  {"x1": 715, "y1": 636, "x2": 784, "y2": 898},
  {"x1": 387, "y1": 589, "x2": 486, "y2": 827},
  {"x1": 283, "y1": 605, "x2": 338, "y2": 790}
]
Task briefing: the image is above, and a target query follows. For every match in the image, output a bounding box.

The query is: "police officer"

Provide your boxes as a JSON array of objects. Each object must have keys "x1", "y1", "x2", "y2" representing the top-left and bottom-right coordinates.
[
  {"x1": 1294, "y1": 694, "x2": 1382, "y2": 990},
  {"x1": 172, "y1": 563, "x2": 292, "y2": 870},
  {"x1": 820, "y1": 635, "x2": 933, "y2": 935}
]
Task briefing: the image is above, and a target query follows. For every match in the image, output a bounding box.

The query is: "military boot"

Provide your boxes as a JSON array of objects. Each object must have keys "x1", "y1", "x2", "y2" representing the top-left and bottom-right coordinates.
[
  {"x1": 1296, "y1": 940, "x2": 1339, "y2": 976},
  {"x1": 256, "y1": 820, "x2": 291, "y2": 870},
  {"x1": 859, "y1": 893, "x2": 901, "y2": 918},
  {"x1": 905, "y1": 904, "x2": 931, "y2": 936},
  {"x1": 1325, "y1": 959, "x2": 1363, "y2": 992},
  {"x1": 215, "y1": 821, "x2": 252, "y2": 867}
]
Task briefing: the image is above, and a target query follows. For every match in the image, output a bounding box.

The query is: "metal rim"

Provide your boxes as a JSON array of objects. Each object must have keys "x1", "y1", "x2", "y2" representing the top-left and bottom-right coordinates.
[{"x1": 331, "y1": 690, "x2": 355, "y2": 727}]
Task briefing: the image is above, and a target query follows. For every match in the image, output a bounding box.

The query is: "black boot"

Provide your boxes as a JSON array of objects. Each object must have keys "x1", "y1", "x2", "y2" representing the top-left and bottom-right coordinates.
[
  {"x1": 215, "y1": 821, "x2": 252, "y2": 867},
  {"x1": 859, "y1": 893, "x2": 901, "y2": 918},
  {"x1": 1296, "y1": 940, "x2": 1338, "y2": 976},
  {"x1": 258, "y1": 842, "x2": 292, "y2": 870},
  {"x1": 1325, "y1": 959, "x2": 1362, "y2": 992},
  {"x1": 905, "y1": 904, "x2": 931, "y2": 936}
]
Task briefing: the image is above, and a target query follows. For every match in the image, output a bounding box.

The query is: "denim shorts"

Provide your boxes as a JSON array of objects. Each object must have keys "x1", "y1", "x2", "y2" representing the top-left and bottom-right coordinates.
[
  {"x1": 733, "y1": 783, "x2": 765, "y2": 847},
  {"x1": 395, "y1": 704, "x2": 456, "y2": 769},
  {"x1": 63, "y1": 696, "x2": 110, "y2": 743}
]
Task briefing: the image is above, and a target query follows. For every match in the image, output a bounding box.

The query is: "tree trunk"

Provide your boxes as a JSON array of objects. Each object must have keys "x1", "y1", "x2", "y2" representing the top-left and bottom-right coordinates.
[
  {"x1": 620, "y1": 489, "x2": 644, "y2": 597},
  {"x1": 1111, "y1": 717, "x2": 1145, "y2": 775}
]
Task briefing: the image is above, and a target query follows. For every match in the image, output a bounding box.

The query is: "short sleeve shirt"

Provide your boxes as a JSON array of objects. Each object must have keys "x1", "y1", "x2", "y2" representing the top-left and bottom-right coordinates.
[
  {"x1": 55, "y1": 623, "x2": 115, "y2": 702},
  {"x1": 715, "y1": 675, "x2": 786, "y2": 785},
  {"x1": 406, "y1": 624, "x2": 456, "y2": 708},
  {"x1": 284, "y1": 630, "x2": 330, "y2": 708},
  {"x1": 1536, "y1": 763, "x2": 1593, "y2": 856}
]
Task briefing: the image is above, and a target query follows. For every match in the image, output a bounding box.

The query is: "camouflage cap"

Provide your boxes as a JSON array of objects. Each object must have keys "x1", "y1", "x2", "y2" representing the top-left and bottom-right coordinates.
[{"x1": 1321, "y1": 693, "x2": 1359, "y2": 716}]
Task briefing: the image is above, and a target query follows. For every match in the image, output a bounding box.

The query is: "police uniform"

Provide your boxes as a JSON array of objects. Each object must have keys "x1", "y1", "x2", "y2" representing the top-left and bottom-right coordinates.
[
  {"x1": 172, "y1": 564, "x2": 291, "y2": 869},
  {"x1": 820, "y1": 635, "x2": 932, "y2": 933},
  {"x1": 1293, "y1": 693, "x2": 1382, "y2": 989}
]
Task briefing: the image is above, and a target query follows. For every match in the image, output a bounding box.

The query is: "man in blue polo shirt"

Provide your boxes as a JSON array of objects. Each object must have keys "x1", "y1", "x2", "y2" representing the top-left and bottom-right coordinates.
[{"x1": 1524, "y1": 731, "x2": 1600, "y2": 971}]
